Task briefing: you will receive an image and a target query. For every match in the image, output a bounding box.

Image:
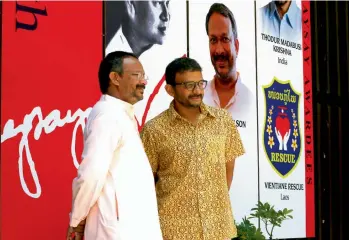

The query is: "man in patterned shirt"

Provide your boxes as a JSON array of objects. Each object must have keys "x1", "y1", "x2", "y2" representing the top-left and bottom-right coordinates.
[{"x1": 140, "y1": 57, "x2": 245, "y2": 240}]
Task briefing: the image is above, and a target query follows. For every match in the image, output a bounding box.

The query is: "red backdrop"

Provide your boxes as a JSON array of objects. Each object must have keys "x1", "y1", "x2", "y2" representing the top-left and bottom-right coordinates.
[{"x1": 1, "y1": 2, "x2": 102, "y2": 239}]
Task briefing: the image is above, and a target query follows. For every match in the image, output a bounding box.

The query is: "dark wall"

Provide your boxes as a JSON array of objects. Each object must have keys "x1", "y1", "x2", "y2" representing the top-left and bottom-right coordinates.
[{"x1": 311, "y1": 1, "x2": 349, "y2": 240}]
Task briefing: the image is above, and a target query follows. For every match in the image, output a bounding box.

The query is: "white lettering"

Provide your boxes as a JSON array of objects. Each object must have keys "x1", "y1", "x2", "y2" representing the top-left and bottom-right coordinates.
[{"x1": 1, "y1": 106, "x2": 91, "y2": 198}]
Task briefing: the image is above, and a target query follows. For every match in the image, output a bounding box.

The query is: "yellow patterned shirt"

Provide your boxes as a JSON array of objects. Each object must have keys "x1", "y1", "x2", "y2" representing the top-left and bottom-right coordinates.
[{"x1": 140, "y1": 102, "x2": 245, "y2": 240}]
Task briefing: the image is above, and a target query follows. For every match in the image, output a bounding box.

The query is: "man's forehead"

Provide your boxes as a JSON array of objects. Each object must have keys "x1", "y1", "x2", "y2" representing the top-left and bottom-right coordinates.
[
  {"x1": 122, "y1": 57, "x2": 144, "y2": 71},
  {"x1": 176, "y1": 71, "x2": 202, "y2": 80},
  {"x1": 208, "y1": 13, "x2": 232, "y2": 36}
]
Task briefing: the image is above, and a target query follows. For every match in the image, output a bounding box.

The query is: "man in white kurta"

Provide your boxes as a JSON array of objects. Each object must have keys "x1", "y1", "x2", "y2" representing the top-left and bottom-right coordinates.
[{"x1": 67, "y1": 51, "x2": 163, "y2": 240}]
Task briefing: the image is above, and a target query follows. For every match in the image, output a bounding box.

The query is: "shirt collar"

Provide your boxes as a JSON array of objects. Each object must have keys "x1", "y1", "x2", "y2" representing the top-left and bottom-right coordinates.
[
  {"x1": 102, "y1": 94, "x2": 135, "y2": 119},
  {"x1": 168, "y1": 100, "x2": 216, "y2": 122},
  {"x1": 210, "y1": 72, "x2": 241, "y2": 109},
  {"x1": 211, "y1": 72, "x2": 241, "y2": 94},
  {"x1": 268, "y1": 1, "x2": 298, "y2": 29}
]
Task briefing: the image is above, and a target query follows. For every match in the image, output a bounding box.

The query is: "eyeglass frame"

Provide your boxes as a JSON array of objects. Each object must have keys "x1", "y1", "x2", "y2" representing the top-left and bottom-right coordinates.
[
  {"x1": 123, "y1": 71, "x2": 149, "y2": 81},
  {"x1": 172, "y1": 80, "x2": 208, "y2": 91}
]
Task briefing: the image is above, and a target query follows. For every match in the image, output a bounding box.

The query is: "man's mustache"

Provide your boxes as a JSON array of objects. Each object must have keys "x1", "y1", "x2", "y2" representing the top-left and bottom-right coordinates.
[
  {"x1": 189, "y1": 94, "x2": 203, "y2": 98},
  {"x1": 213, "y1": 54, "x2": 228, "y2": 61},
  {"x1": 136, "y1": 84, "x2": 146, "y2": 89}
]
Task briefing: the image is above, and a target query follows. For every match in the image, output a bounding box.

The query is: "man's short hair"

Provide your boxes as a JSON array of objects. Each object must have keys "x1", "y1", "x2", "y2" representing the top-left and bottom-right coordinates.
[
  {"x1": 98, "y1": 51, "x2": 138, "y2": 94},
  {"x1": 165, "y1": 57, "x2": 202, "y2": 86},
  {"x1": 205, "y1": 3, "x2": 238, "y2": 39}
]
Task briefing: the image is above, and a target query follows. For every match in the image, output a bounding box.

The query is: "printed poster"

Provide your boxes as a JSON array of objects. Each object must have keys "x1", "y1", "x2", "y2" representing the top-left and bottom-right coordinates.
[
  {"x1": 189, "y1": 0, "x2": 259, "y2": 226},
  {"x1": 256, "y1": 0, "x2": 314, "y2": 238}
]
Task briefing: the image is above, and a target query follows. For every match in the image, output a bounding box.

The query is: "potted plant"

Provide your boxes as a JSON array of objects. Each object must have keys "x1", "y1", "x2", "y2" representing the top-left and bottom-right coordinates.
[
  {"x1": 235, "y1": 201, "x2": 293, "y2": 240},
  {"x1": 236, "y1": 217, "x2": 265, "y2": 240},
  {"x1": 248, "y1": 201, "x2": 293, "y2": 240}
]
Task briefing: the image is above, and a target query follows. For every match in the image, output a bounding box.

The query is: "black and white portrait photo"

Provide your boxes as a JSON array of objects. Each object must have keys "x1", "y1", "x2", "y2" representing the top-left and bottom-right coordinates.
[
  {"x1": 104, "y1": 0, "x2": 187, "y2": 125},
  {"x1": 106, "y1": 1, "x2": 170, "y2": 57}
]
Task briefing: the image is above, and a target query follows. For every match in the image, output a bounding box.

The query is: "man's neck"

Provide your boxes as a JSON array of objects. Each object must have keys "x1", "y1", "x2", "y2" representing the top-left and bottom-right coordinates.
[
  {"x1": 106, "y1": 90, "x2": 119, "y2": 100},
  {"x1": 173, "y1": 101, "x2": 201, "y2": 124},
  {"x1": 108, "y1": 89, "x2": 134, "y2": 105},
  {"x1": 214, "y1": 73, "x2": 239, "y2": 108},
  {"x1": 214, "y1": 72, "x2": 238, "y2": 91},
  {"x1": 276, "y1": 1, "x2": 291, "y2": 19},
  {"x1": 122, "y1": 26, "x2": 153, "y2": 58}
]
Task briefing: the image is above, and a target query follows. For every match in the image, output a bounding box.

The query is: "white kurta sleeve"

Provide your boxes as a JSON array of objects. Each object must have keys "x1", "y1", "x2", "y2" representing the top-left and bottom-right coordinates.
[{"x1": 70, "y1": 112, "x2": 120, "y2": 227}]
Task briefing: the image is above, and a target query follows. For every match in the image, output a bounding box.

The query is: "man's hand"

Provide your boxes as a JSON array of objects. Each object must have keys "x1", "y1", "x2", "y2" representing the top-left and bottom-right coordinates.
[
  {"x1": 226, "y1": 159, "x2": 235, "y2": 191},
  {"x1": 283, "y1": 129, "x2": 291, "y2": 151},
  {"x1": 66, "y1": 219, "x2": 86, "y2": 240},
  {"x1": 275, "y1": 127, "x2": 283, "y2": 150}
]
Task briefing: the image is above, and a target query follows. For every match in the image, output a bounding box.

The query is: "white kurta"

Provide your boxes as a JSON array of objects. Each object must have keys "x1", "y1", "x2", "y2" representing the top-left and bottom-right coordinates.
[{"x1": 70, "y1": 95, "x2": 163, "y2": 240}]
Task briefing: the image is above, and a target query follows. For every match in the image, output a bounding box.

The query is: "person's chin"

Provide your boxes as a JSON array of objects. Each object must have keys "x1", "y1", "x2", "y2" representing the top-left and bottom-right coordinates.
[
  {"x1": 216, "y1": 68, "x2": 230, "y2": 78},
  {"x1": 135, "y1": 92, "x2": 144, "y2": 101},
  {"x1": 154, "y1": 38, "x2": 165, "y2": 45},
  {"x1": 188, "y1": 98, "x2": 202, "y2": 106},
  {"x1": 189, "y1": 103, "x2": 201, "y2": 108},
  {"x1": 154, "y1": 32, "x2": 167, "y2": 44}
]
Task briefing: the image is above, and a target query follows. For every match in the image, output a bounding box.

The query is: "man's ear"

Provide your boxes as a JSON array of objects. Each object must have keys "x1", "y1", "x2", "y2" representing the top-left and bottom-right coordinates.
[
  {"x1": 125, "y1": 0, "x2": 136, "y2": 20},
  {"x1": 109, "y1": 72, "x2": 121, "y2": 86},
  {"x1": 234, "y1": 38, "x2": 240, "y2": 57},
  {"x1": 165, "y1": 84, "x2": 175, "y2": 97}
]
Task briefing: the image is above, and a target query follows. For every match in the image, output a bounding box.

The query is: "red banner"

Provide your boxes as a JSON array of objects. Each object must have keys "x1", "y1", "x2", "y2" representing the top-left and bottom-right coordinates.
[
  {"x1": 1, "y1": 2, "x2": 102, "y2": 239},
  {"x1": 302, "y1": 1, "x2": 315, "y2": 237}
]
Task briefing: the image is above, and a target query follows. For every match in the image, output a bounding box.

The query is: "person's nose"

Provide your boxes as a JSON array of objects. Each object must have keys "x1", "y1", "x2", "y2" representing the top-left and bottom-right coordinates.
[
  {"x1": 160, "y1": 3, "x2": 170, "y2": 22},
  {"x1": 140, "y1": 78, "x2": 148, "y2": 86},
  {"x1": 214, "y1": 41, "x2": 225, "y2": 55},
  {"x1": 193, "y1": 83, "x2": 202, "y2": 94}
]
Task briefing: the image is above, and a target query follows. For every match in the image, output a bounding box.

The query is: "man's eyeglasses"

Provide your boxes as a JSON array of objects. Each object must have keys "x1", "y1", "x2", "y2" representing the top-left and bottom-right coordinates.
[
  {"x1": 174, "y1": 80, "x2": 208, "y2": 91},
  {"x1": 125, "y1": 71, "x2": 149, "y2": 81}
]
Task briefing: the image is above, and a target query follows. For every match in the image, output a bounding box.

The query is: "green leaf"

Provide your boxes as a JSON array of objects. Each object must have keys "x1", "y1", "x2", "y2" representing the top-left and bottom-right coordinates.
[
  {"x1": 264, "y1": 202, "x2": 270, "y2": 209},
  {"x1": 247, "y1": 200, "x2": 294, "y2": 238}
]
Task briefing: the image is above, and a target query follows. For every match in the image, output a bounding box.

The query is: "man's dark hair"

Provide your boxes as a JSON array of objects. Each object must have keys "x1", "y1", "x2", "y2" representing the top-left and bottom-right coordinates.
[
  {"x1": 205, "y1": 3, "x2": 238, "y2": 39},
  {"x1": 165, "y1": 57, "x2": 202, "y2": 85},
  {"x1": 98, "y1": 51, "x2": 137, "y2": 94}
]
